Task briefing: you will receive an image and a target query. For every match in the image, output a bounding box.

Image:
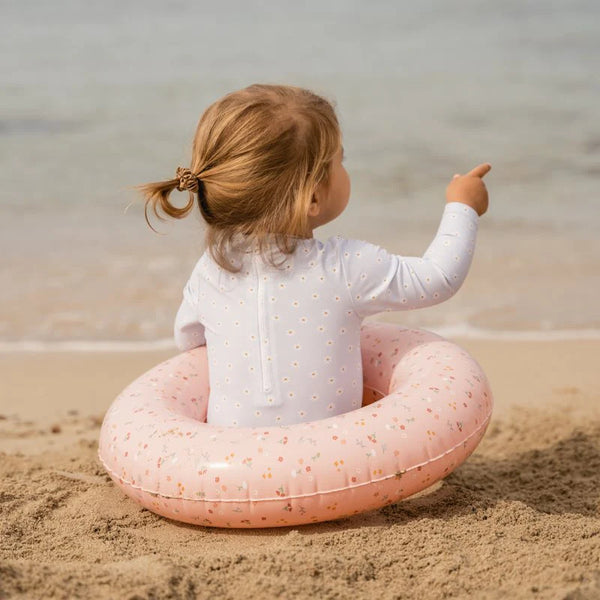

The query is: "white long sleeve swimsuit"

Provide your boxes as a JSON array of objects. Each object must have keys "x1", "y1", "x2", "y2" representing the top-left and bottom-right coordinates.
[{"x1": 174, "y1": 202, "x2": 479, "y2": 427}]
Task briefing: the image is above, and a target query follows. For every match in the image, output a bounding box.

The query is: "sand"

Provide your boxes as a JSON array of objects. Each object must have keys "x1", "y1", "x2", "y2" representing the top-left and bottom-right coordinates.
[{"x1": 1, "y1": 336, "x2": 599, "y2": 600}]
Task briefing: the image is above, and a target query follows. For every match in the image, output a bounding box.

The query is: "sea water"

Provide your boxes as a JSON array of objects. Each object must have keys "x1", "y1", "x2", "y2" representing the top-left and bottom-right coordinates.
[{"x1": 2, "y1": 0, "x2": 599, "y2": 349}]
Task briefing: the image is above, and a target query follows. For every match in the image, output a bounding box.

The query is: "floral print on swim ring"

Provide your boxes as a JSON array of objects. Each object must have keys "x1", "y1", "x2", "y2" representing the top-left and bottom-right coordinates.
[{"x1": 97, "y1": 321, "x2": 493, "y2": 528}]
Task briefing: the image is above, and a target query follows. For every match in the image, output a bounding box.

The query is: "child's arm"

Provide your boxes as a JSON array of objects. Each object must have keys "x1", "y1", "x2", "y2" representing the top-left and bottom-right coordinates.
[
  {"x1": 173, "y1": 276, "x2": 206, "y2": 351},
  {"x1": 337, "y1": 201, "x2": 479, "y2": 319},
  {"x1": 337, "y1": 163, "x2": 490, "y2": 319}
]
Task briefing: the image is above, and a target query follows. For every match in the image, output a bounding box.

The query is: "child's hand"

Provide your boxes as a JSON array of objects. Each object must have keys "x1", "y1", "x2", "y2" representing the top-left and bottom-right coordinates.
[{"x1": 445, "y1": 163, "x2": 491, "y2": 216}]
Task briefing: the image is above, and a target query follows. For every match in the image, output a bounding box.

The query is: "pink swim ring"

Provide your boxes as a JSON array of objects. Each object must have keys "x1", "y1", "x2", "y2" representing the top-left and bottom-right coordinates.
[{"x1": 98, "y1": 321, "x2": 493, "y2": 528}]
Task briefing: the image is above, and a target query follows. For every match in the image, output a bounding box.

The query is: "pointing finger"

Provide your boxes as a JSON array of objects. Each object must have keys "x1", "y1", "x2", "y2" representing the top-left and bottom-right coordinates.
[
  {"x1": 466, "y1": 163, "x2": 492, "y2": 178},
  {"x1": 453, "y1": 174, "x2": 460, "y2": 179}
]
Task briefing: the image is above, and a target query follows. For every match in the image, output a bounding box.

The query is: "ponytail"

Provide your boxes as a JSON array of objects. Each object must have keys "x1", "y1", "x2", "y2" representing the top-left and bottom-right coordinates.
[
  {"x1": 134, "y1": 170, "x2": 198, "y2": 233},
  {"x1": 132, "y1": 84, "x2": 341, "y2": 272}
]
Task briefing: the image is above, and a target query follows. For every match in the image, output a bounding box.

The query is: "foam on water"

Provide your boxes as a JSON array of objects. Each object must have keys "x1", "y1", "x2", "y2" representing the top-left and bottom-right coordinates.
[{"x1": 2, "y1": 324, "x2": 599, "y2": 353}]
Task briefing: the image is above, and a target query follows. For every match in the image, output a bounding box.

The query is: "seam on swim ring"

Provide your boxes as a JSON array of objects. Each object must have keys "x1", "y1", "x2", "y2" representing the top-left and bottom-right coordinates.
[
  {"x1": 362, "y1": 385, "x2": 387, "y2": 397},
  {"x1": 97, "y1": 408, "x2": 492, "y2": 503}
]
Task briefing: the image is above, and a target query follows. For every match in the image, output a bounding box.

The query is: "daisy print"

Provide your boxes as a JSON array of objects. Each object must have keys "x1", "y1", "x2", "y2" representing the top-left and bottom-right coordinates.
[{"x1": 178, "y1": 201, "x2": 479, "y2": 429}]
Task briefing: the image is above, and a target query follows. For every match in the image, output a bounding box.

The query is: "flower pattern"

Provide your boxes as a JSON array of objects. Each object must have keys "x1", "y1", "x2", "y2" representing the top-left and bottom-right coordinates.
[
  {"x1": 98, "y1": 321, "x2": 494, "y2": 529},
  {"x1": 173, "y1": 203, "x2": 479, "y2": 428}
]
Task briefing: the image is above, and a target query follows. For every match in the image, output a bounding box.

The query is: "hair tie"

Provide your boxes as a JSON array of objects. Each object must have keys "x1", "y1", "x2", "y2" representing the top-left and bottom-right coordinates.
[
  {"x1": 175, "y1": 166, "x2": 214, "y2": 219},
  {"x1": 175, "y1": 166, "x2": 200, "y2": 193}
]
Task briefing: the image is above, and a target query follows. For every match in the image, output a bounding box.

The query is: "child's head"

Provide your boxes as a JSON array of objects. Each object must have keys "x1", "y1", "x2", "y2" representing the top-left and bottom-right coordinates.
[{"x1": 136, "y1": 83, "x2": 347, "y2": 273}]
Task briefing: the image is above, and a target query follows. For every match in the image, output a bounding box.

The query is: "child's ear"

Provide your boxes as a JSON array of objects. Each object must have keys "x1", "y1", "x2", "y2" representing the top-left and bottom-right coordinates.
[{"x1": 307, "y1": 195, "x2": 320, "y2": 217}]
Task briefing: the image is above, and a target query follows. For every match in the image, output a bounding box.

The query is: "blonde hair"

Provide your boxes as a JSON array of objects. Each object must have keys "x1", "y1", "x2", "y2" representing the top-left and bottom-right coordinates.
[{"x1": 135, "y1": 83, "x2": 342, "y2": 273}]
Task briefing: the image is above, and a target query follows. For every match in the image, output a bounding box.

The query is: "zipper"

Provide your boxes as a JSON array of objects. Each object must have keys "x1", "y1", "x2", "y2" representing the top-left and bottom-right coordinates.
[{"x1": 254, "y1": 253, "x2": 273, "y2": 394}]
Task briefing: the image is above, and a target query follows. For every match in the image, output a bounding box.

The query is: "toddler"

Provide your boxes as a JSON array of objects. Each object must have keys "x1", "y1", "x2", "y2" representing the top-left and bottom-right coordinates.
[{"x1": 136, "y1": 84, "x2": 491, "y2": 428}]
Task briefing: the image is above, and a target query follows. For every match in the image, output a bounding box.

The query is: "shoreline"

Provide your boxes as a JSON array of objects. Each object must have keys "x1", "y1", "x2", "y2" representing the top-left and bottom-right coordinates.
[
  {"x1": 1, "y1": 325, "x2": 600, "y2": 354},
  {"x1": 1, "y1": 337, "x2": 598, "y2": 424}
]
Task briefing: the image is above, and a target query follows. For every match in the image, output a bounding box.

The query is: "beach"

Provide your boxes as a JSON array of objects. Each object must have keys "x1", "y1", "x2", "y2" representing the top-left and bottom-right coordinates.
[
  {"x1": 2, "y1": 334, "x2": 599, "y2": 599},
  {"x1": 3, "y1": 0, "x2": 600, "y2": 597}
]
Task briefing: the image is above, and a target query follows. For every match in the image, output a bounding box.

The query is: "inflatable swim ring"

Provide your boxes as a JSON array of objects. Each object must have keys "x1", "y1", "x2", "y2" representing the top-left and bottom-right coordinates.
[{"x1": 97, "y1": 321, "x2": 493, "y2": 528}]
